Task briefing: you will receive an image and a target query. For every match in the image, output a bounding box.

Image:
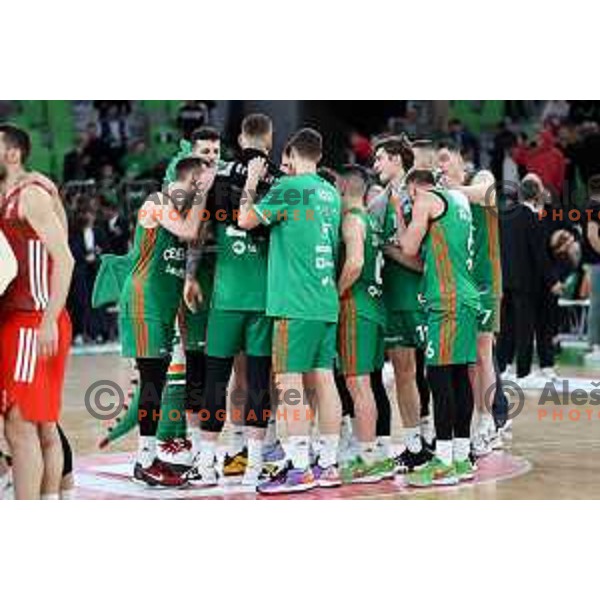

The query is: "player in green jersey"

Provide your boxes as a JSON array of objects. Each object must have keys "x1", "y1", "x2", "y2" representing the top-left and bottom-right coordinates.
[
  {"x1": 184, "y1": 115, "x2": 278, "y2": 487},
  {"x1": 438, "y1": 142, "x2": 501, "y2": 457},
  {"x1": 239, "y1": 128, "x2": 343, "y2": 494},
  {"x1": 373, "y1": 136, "x2": 432, "y2": 472},
  {"x1": 120, "y1": 156, "x2": 215, "y2": 487},
  {"x1": 336, "y1": 166, "x2": 394, "y2": 484},
  {"x1": 400, "y1": 169, "x2": 480, "y2": 486}
]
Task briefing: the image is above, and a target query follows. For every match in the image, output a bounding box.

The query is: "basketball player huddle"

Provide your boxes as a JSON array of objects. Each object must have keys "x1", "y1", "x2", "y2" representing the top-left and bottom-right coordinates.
[{"x1": 0, "y1": 114, "x2": 506, "y2": 498}]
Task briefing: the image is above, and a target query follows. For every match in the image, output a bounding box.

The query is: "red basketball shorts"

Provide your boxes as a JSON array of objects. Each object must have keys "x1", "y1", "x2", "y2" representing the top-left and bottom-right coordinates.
[{"x1": 0, "y1": 309, "x2": 72, "y2": 422}]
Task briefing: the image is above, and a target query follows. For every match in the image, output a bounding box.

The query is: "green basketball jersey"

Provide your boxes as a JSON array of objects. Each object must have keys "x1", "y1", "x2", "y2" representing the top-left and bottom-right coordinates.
[
  {"x1": 342, "y1": 208, "x2": 386, "y2": 326},
  {"x1": 120, "y1": 223, "x2": 187, "y2": 322},
  {"x1": 211, "y1": 223, "x2": 268, "y2": 311},
  {"x1": 471, "y1": 203, "x2": 502, "y2": 296},
  {"x1": 254, "y1": 173, "x2": 341, "y2": 322},
  {"x1": 421, "y1": 189, "x2": 479, "y2": 313},
  {"x1": 381, "y1": 186, "x2": 423, "y2": 312}
]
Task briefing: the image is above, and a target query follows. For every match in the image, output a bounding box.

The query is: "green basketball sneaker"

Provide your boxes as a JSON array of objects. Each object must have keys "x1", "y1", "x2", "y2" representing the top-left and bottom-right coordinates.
[
  {"x1": 371, "y1": 457, "x2": 396, "y2": 480},
  {"x1": 405, "y1": 457, "x2": 458, "y2": 487},
  {"x1": 341, "y1": 456, "x2": 384, "y2": 484},
  {"x1": 454, "y1": 459, "x2": 475, "y2": 481}
]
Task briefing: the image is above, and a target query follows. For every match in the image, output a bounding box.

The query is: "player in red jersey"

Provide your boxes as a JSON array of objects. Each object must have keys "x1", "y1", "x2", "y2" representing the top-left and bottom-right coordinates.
[{"x1": 0, "y1": 124, "x2": 74, "y2": 500}]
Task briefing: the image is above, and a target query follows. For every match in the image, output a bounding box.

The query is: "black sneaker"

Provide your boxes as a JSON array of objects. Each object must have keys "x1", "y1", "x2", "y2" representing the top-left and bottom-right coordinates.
[{"x1": 394, "y1": 447, "x2": 432, "y2": 473}]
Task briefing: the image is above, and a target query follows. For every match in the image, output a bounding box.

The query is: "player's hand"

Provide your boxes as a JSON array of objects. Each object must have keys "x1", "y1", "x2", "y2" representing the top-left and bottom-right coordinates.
[
  {"x1": 550, "y1": 281, "x2": 564, "y2": 296},
  {"x1": 38, "y1": 317, "x2": 59, "y2": 357},
  {"x1": 247, "y1": 157, "x2": 267, "y2": 188},
  {"x1": 183, "y1": 276, "x2": 203, "y2": 313}
]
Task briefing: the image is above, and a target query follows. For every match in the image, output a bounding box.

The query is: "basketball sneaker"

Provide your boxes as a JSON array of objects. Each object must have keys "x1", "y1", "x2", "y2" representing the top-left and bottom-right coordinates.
[
  {"x1": 341, "y1": 456, "x2": 383, "y2": 484},
  {"x1": 262, "y1": 439, "x2": 285, "y2": 463},
  {"x1": 222, "y1": 447, "x2": 248, "y2": 477},
  {"x1": 454, "y1": 459, "x2": 475, "y2": 481},
  {"x1": 312, "y1": 461, "x2": 342, "y2": 488},
  {"x1": 133, "y1": 458, "x2": 187, "y2": 488},
  {"x1": 372, "y1": 457, "x2": 396, "y2": 480},
  {"x1": 257, "y1": 461, "x2": 316, "y2": 495},
  {"x1": 158, "y1": 437, "x2": 193, "y2": 473},
  {"x1": 405, "y1": 457, "x2": 458, "y2": 487},
  {"x1": 182, "y1": 459, "x2": 218, "y2": 486},
  {"x1": 472, "y1": 432, "x2": 493, "y2": 458},
  {"x1": 394, "y1": 447, "x2": 431, "y2": 473}
]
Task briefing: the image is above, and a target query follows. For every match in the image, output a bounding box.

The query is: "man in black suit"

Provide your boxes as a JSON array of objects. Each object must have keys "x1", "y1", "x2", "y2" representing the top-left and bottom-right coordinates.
[
  {"x1": 98, "y1": 194, "x2": 129, "y2": 255},
  {"x1": 497, "y1": 175, "x2": 563, "y2": 382}
]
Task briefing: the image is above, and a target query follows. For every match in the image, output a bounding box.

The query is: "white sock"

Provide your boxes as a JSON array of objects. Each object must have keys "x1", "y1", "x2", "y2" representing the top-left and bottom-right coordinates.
[
  {"x1": 230, "y1": 425, "x2": 245, "y2": 455},
  {"x1": 60, "y1": 488, "x2": 76, "y2": 500},
  {"x1": 359, "y1": 441, "x2": 377, "y2": 464},
  {"x1": 190, "y1": 428, "x2": 202, "y2": 455},
  {"x1": 420, "y1": 416, "x2": 435, "y2": 445},
  {"x1": 198, "y1": 440, "x2": 216, "y2": 468},
  {"x1": 41, "y1": 493, "x2": 60, "y2": 500},
  {"x1": 404, "y1": 427, "x2": 422, "y2": 454},
  {"x1": 341, "y1": 415, "x2": 353, "y2": 441},
  {"x1": 436, "y1": 440, "x2": 453, "y2": 466},
  {"x1": 377, "y1": 436, "x2": 392, "y2": 459},
  {"x1": 478, "y1": 413, "x2": 495, "y2": 435},
  {"x1": 319, "y1": 434, "x2": 339, "y2": 468},
  {"x1": 287, "y1": 436, "x2": 310, "y2": 470},
  {"x1": 453, "y1": 438, "x2": 470, "y2": 462},
  {"x1": 247, "y1": 438, "x2": 263, "y2": 469},
  {"x1": 137, "y1": 436, "x2": 156, "y2": 467}
]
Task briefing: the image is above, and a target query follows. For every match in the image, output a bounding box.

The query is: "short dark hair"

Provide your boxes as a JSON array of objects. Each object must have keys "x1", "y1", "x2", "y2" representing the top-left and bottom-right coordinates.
[
  {"x1": 175, "y1": 156, "x2": 207, "y2": 180},
  {"x1": 374, "y1": 134, "x2": 414, "y2": 172},
  {"x1": 241, "y1": 113, "x2": 272, "y2": 138},
  {"x1": 288, "y1": 127, "x2": 322, "y2": 162},
  {"x1": 191, "y1": 126, "x2": 220, "y2": 143},
  {"x1": 0, "y1": 124, "x2": 31, "y2": 162},
  {"x1": 521, "y1": 178, "x2": 541, "y2": 202},
  {"x1": 437, "y1": 138, "x2": 461, "y2": 154},
  {"x1": 405, "y1": 169, "x2": 435, "y2": 187}
]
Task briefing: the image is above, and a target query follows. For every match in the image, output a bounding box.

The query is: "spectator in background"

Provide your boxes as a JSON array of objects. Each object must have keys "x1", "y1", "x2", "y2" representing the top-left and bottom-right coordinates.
[
  {"x1": 99, "y1": 194, "x2": 129, "y2": 256},
  {"x1": 122, "y1": 140, "x2": 153, "y2": 180},
  {"x1": 572, "y1": 121, "x2": 600, "y2": 185},
  {"x1": 98, "y1": 104, "x2": 129, "y2": 167},
  {"x1": 177, "y1": 101, "x2": 215, "y2": 140},
  {"x1": 447, "y1": 118, "x2": 480, "y2": 167},
  {"x1": 512, "y1": 128, "x2": 566, "y2": 198},
  {"x1": 490, "y1": 119, "x2": 518, "y2": 185},
  {"x1": 583, "y1": 176, "x2": 600, "y2": 362},
  {"x1": 348, "y1": 130, "x2": 372, "y2": 165},
  {"x1": 541, "y1": 100, "x2": 571, "y2": 125},
  {"x1": 82, "y1": 121, "x2": 110, "y2": 180},
  {"x1": 68, "y1": 206, "x2": 108, "y2": 344},
  {"x1": 63, "y1": 133, "x2": 91, "y2": 182}
]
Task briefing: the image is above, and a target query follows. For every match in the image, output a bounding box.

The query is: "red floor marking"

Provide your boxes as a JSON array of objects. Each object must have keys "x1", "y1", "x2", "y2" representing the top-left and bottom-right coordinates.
[{"x1": 73, "y1": 451, "x2": 530, "y2": 500}]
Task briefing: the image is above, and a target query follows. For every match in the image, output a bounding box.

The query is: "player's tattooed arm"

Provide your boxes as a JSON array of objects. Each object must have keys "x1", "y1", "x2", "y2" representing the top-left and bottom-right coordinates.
[
  {"x1": 453, "y1": 170, "x2": 496, "y2": 207},
  {"x1": 20, "y1": 185, "x2": 75, "y2": 356},
  {"x1": 239, "y1": 157, "x2": 267, "y2": 229},
  {"x1": 338, "y1": 213, "x2": 365, "y2": 296}
]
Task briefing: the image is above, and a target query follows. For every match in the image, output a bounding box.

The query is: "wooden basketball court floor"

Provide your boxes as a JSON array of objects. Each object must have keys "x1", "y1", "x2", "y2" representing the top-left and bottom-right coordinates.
[{"x1": 50, "y1": 353, "x2": 600, "y2": 499}]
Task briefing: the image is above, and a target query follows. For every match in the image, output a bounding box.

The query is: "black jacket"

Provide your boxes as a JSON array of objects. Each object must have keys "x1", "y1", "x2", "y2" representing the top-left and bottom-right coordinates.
[{"x1": 500, "y1": 203, "x2": 557, "y2": 294}]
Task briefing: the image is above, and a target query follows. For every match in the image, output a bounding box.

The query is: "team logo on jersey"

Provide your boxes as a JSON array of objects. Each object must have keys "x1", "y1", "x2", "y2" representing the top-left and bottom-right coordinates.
[
  {"x1": 232, "y1": 240, "x2": 246, "y2": 255},
  {"x1": 163, "y1": 247, "x2": 186, "y2": 261}
]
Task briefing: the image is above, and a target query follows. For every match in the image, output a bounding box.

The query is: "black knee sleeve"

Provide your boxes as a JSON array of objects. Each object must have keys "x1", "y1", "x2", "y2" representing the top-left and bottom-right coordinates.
[
  {"x1": 245, "y1": 355, "x2": 272, "y2": 428},
  {"x1": 136, "y1": 357, "x2": 170, "y2": 437},
  {"x1": 185, "y1": 350, "x2": 206, "y2": 413},
  {"x1": 452, "y1": 365, "x2": 474, "y2": 439},
  {"x1": 335, "y1": 368, "x2": 355, "y2": 418},
  {"x1": 201, "y1": 355, "x2": 234, "y2": 433},
  {"x1": 426, "y1": 365, "x2": 455, "y2": 441},
  {"x1": 370, "y1": 368, "x2": 391, "y2": 437},
  {"x1": 416, "y1": 349, "x2": 431, "y2": 419},
  {"x1": 57, "y1": 424, "x2": 73, "y2": 477}
]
